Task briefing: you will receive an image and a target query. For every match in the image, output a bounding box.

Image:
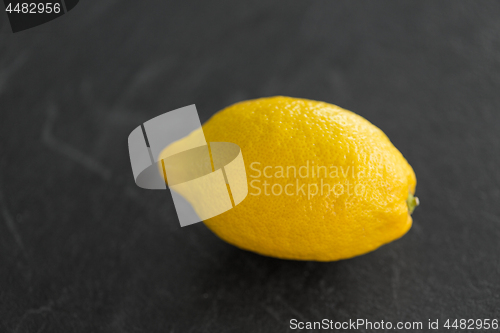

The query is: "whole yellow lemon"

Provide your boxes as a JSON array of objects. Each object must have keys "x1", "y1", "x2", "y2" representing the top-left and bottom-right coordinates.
[{"x1": 161, "y1": 96, "x2": 417, "y2": 261}]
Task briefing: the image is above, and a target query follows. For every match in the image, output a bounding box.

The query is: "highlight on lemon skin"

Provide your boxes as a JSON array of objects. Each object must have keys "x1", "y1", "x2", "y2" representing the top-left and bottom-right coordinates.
[{"x1": 161, "y1": 96, "x2": 418, "y2": 261}]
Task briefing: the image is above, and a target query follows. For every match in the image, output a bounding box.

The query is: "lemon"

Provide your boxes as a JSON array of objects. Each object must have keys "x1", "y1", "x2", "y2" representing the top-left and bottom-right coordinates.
[{"x1": 160, "y1": 96, "x2": 417, "y2": 261}]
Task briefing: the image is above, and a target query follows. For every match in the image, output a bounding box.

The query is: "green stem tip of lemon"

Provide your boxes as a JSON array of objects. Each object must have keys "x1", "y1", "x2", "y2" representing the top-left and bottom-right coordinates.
[{"x1": 407, "y1": 192, "x2": 420, "y2": 215}]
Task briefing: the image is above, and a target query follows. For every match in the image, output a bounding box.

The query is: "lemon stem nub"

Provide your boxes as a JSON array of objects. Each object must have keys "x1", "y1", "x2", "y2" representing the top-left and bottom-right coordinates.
[{"x1": 407, "y1": 192, "x2": 419, "y2": 215}]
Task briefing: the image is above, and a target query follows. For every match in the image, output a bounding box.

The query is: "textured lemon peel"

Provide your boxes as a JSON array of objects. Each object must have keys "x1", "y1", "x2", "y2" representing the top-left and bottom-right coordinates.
[
  {"x1": 407, "y1": 192, "x2": 419, "y2": 214},
  {"x1": 168, "y1": 96, "x2": 418, "y2": 261}
]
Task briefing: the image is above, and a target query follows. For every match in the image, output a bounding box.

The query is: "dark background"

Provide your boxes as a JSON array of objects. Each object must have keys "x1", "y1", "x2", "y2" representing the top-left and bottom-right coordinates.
[{"x1": 1, "y1": 1, "x2": 500, "y2": 332}]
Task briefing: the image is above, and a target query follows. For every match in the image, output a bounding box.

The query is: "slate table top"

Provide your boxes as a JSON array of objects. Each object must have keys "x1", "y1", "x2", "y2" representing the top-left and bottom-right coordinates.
[{"x1": 1, "y1": 1, "x2": 500, "y2": 332}]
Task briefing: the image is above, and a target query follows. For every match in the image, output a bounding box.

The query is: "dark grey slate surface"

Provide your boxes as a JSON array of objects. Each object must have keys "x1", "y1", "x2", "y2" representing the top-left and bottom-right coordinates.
[{"x1": 1, "y1": 1, "x2": 500, "y2": 332}]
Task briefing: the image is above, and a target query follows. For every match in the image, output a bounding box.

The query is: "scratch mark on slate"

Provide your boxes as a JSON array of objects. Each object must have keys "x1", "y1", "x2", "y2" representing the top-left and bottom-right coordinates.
[
  {"x1": 0, "y1": 52, "x2": 28, "y2": 94},
  {"x1": 187, "y1": 232, "x2": 218, "y2": 261},
  {"x1": 392, "y1": 262, "x2": 400, "y2": 310},
  {"x1": 14, "y1": 291, "x2": 68, "y2": 332},
  {"x1": 261, "y1": 304, "x2": 281, "y2": 323},
  {"x1": 0, "y1": 187, "x2": 26, "y2": 256},
  {"x1": 42, "y1": 105, "x2": 111, "y2": 180},
  {"x1": 14, "y1": 301, "x2": 54, "y2": 333},
  {"x1": 276, "y1": 295, "x2": 308, "y2": 322},
  {"x1": 112, "y1": 59, "x2": 176, "y2": 109},
  {"x1": 35, "y1": 323, "x2": 48, "y2": 333},
  {"x1": 481, "y1": 211, "x2": 500, "y2": 223}
]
